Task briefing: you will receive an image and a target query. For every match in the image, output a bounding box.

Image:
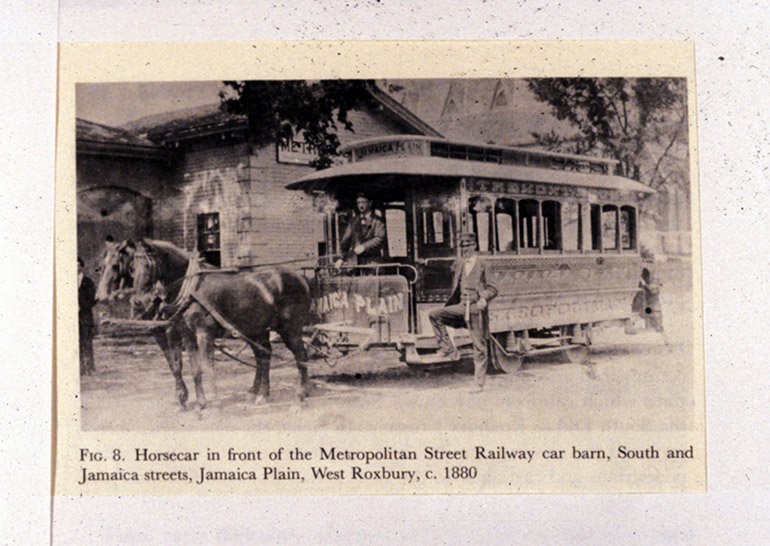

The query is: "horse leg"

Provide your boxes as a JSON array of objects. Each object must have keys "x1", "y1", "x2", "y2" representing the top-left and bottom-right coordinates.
[
  {"x1": 195, "y1": 329, "x2": 219, "y2": 410},
  {"x1": 279, "y1": 327, "x2": 310, "y2": 402},
  {"x1": 181, "y1": 326, "x2": 204, "y2": 410},
  {"x1": 248, "y1": 331, "x2": 271, "y2": 405},
  {"x1": 153, "y1": 326, "x2": 188, "y2": 409}
]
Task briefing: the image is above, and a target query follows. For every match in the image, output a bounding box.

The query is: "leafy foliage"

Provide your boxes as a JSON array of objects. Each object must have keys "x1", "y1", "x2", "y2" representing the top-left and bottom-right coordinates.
[
  {"x1": 527, "y1": 78, "x2": 687, "y2": 189},
  {"x1": 220, "y1": 80, "x2": 375, "y2": 168}
]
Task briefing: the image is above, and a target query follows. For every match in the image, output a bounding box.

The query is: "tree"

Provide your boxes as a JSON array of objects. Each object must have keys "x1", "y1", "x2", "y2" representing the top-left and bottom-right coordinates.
[
  {"x1": 220, "y1": 80, "x2": 376, "y2": 168},
  {"x1": 527, "y1": 78, "x2": 687, "y2": 190}
]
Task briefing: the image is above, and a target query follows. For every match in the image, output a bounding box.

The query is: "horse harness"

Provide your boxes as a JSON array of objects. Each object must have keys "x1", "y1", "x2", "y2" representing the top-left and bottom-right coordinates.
[{"x1": 159, "y1": 258, "x2": 290, "y2": 368}]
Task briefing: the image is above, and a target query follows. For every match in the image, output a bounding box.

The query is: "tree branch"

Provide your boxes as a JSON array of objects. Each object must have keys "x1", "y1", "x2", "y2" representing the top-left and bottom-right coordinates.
[{"x1": 650, "y1": 116, "x2": 684, "y2": 189}]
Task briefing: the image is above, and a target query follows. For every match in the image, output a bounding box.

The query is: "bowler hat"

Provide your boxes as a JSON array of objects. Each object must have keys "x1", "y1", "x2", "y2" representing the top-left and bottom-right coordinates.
[{"x1": 459, "y1": 232, "x2": 476, "y2": 246}]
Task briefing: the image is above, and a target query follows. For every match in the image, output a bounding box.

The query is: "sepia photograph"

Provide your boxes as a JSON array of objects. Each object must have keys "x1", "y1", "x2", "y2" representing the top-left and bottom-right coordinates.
[
  {"x1": 75, "y1": 75, "x2": 697, "y2": 433},
  {"x1": 0, "y1": 1, "x2": 756, "y2": 540}
]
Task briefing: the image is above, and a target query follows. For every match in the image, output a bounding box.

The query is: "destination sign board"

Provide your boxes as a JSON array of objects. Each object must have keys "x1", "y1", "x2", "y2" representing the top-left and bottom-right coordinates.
[{"x1": 351, "y1": 139, "x2": 426, "y2": 162}]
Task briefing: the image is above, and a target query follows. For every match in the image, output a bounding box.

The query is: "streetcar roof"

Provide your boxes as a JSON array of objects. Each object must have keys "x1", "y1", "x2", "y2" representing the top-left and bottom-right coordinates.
[
  {"x1": 338, "y1": 135, "x2": 620, "y2": 167},
  {"x1": 286, "y1": 156, "x2": 655, "y2": 194}
]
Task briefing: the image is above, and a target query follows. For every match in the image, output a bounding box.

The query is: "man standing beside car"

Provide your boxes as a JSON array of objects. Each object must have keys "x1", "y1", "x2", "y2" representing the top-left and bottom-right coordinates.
[{"x1": 429, "y1": 232, "x2": 498, "y2": 392}]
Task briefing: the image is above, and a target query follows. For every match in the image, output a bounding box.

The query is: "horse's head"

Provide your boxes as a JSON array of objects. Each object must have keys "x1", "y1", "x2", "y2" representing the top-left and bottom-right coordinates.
[
  {"x1": 131, "y1": 240, "x2": 160, "y2": 295},
  {"x1": 95, "y1": 239, "x2": 135, "y2": 301}
]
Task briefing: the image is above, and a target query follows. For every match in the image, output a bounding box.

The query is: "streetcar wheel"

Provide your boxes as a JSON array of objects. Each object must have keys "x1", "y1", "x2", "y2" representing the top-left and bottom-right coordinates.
[
  {"x1": 561, "y1": 344, "x2": 589, "y2": 364},
  {"x1": 560, "y1": 325, "x2": 590, "y2": 364},
  {"x1": 493, "y1": 342, "x2": 524, "y2": 373}
]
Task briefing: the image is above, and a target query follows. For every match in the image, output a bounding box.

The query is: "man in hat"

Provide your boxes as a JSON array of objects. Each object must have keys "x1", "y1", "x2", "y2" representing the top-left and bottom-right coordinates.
[
  {"x1": 335, "y1": 192, "x2": 386, "y2": 268},
  {"x1": 78, "y1": 257, "x2": 97, "y2": 375},
  {"x1": 429, "y1": 232, "x2": 498, "y2": 392}
]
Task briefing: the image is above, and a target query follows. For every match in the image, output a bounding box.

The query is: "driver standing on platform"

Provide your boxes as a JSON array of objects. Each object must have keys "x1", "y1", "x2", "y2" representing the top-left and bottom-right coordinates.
[
  {"x1": 429, "y1": 232, "x2": 498, "y2": 392},
  {"x1": 335, "y1": 192, "x2": 386, "y2": 268}
]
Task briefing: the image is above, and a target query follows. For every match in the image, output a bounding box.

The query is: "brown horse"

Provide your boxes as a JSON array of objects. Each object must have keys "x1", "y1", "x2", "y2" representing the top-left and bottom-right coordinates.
[
  {"x1": 98, "y1": 239, "x2": 312, "y2": 410},
  {"x1": 178, "y1": 267, "x2": 313, "y2": 409}
]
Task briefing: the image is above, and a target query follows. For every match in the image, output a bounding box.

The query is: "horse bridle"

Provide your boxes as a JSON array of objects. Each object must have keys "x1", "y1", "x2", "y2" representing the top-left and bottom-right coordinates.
[{"x1": 130, "y1": 245, "x2": 161, "y2": 292}]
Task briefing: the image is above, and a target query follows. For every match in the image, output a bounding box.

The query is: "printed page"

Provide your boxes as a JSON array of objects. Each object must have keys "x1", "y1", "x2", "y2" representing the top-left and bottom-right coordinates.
[{"x1": 55, "y1": 41, "x2": 704, "y2": 495}]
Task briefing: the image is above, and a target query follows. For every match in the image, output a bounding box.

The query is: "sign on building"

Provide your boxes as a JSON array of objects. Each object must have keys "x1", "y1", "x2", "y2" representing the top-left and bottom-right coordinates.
[{"x1": 276, "y1": 134, "x2": 320, "y2": 165}]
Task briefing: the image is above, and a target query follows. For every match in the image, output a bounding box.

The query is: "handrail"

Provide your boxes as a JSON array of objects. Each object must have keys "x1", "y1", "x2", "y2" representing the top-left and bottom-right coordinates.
[{"x1": 303, "y1": 262, "x2": 419, "y2": 285}]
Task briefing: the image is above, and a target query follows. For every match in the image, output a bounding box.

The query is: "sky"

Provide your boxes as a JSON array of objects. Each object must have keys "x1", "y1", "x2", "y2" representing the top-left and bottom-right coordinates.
[
  {"x1": 75, "y1": 79, "x2": 539, "y2": 128},
  {"x1": 76, "y1": 81, "x2": 225, "y2": 127}
]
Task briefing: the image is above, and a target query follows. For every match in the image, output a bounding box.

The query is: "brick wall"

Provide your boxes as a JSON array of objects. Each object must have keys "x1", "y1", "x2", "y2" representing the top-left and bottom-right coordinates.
[
  {"x1": 76, "y1": 154, "x2": 173, "y2": 271},
  {"x1": 161, "y1": 140, "x2": 250, "y2": 266},
  {"x1": 166, "y1": 104, "x2": 421, "y2": 267}
]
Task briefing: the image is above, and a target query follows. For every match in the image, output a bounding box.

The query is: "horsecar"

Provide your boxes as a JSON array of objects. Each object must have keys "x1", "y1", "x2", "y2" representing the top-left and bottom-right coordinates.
[{"x1": 289, "y1": 135, "x2": 654, "y2": 370}]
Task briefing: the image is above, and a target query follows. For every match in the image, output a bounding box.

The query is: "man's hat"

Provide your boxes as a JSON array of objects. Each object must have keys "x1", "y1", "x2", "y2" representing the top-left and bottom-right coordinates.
[{"x1": 459, "y1": 232, "x2": 477, "y2": 247}]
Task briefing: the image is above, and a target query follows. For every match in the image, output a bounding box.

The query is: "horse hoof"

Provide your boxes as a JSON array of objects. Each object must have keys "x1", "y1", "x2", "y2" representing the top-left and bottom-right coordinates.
[
  {"x1": 252, "y1": 394, "x2": 270, "y2": 406},
  {"x1": 247, "y1": 385, "x2": 258, "y2": 395}
]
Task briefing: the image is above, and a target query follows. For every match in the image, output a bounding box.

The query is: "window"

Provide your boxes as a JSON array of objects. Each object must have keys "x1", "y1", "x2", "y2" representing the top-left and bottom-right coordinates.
[
  {"x1": 602, "y1": 205, "x2": 619, "y2": 251},
  {"x1": 469, "y1": 196, "x2": 493, "y2": 252},
  {"x1": 541, "y1": 200, "x2": 561, "y2": 251},
  {"x1": 495, "y1": 198, "x2": 517, "y2": 252},
  {"x1": 422, "y1": 208, "x2": 450, "y2": 244},
  {"x1": 417, "y1": 205, "x2": 455, "y2": 258},
  {"x1": 620, "y1": 205, "x2": 637, "y2": 251},
  {"x1": 562, "y1": 202, "x2": 582, "y2": 252},
  {"x1": 590, "y1": 204, "x2": 602, "y2": 251},
  {"x1": 197, "y1": 212, "x2": 221, "y2": 267},
  {"x1": 519, "y1": 199, "x2": 540, "y2": 252},
  {"x1": 385, "y1": 208, "x2": 407, "y2": 257}
]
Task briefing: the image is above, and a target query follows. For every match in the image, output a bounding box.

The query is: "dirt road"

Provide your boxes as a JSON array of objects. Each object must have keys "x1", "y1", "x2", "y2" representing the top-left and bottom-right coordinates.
[{"x1": 80, "y1": 293, "x2": 695, "y2": 432}]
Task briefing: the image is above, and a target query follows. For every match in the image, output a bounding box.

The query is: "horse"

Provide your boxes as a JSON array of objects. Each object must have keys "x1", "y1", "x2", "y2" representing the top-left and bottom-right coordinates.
[
  {"x1": 96, "y1": 239, "x2": 192, "y2": 406},
  {"x1": 177, "y1": 264, "x2": 313, "y2": 409},
  {"x1": 94, "y1": 239, "x2": 134, "y2": 302},
  {"x1": 128, "y1": 240, "x2": 184, "y2": 319},
  {"x1": 97, "y1": 238, "x2": 313, "y2": 411}
]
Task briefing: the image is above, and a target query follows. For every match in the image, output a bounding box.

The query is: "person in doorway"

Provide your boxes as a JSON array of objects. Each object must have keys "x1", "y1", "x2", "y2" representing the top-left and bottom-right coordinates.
[
  {"x1": 429, "y1": 232, "x2": 498, "y2": 392},
  {"x1": 335, "y1": 192, "x2": 386, "y2": 268},
  {"x1": 78, "y1": 257, "x2": 97, "y2": 375}
]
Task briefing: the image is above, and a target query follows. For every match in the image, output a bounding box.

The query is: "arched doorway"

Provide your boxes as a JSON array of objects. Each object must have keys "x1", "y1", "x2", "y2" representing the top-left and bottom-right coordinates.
[{"x1": 77, "y1": 186, "x2": 153, "y2": 273}]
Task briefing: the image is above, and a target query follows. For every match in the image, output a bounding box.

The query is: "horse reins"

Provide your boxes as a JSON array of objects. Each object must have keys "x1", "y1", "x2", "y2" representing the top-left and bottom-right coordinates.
[{"x1": 130, "y1": 242, "x2": 316, "y2": 368}]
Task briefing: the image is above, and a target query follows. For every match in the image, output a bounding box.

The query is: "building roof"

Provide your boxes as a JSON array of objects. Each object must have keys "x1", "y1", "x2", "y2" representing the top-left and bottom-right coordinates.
[
  {"x1": 77, "y1": 118, "x2": 157, "y2": 147},
  {"x1": 432, "y1": 109, "x2": 579, "y2": 147},
  {"x1": 390, "y1": 79, "x2": 578, "y2": 146},
  {"x1": 119, "y1": 82, "x2": 442, "y2": 143},
  {"x1": 121, "y1": 103, "x2": 245, "y2": 142},
  {"x1": 365, "y1": 83, "x2": 442, "y2": 138},
  {"x1": 76, "y1": 118, "x2": 166, "y2": 159}
]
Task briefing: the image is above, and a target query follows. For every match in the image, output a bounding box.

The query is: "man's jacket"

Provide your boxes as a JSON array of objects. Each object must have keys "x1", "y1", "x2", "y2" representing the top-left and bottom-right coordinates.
[
  {"x1": 340, "y1": 214, "x2": 386, "y2": 264},
  {"x1": 445, "y1": 257, "x2": 498, "y2": 307},
  {"x1": 79, "y1": 275, "x2": 97, "y2": 327}
]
